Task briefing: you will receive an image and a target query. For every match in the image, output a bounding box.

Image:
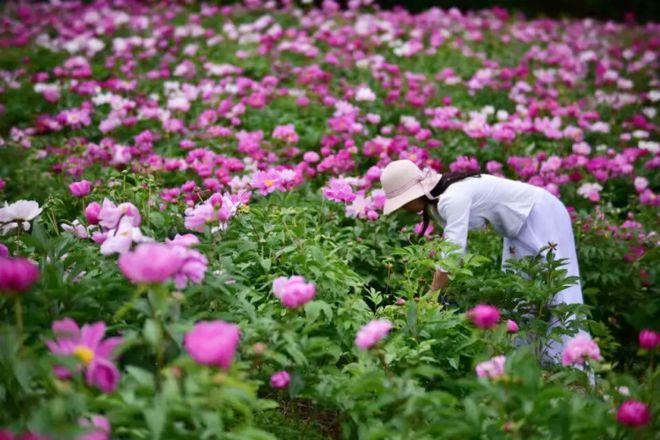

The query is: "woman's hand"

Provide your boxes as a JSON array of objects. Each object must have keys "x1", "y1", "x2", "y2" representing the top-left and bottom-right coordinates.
[{"x1": 431, "y1": 269, "x2": 449, "y2": 291}]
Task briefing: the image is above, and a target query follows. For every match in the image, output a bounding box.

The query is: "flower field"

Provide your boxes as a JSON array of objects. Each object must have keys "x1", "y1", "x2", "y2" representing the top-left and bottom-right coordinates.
[{"x1": 0, "y1": 1, "x2": 658, "y2": 438}]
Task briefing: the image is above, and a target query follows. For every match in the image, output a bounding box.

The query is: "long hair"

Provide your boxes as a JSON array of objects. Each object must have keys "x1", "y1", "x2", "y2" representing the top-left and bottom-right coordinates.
[{"x1": 419, "y1": 171, "x2": 481, "y2": 236}]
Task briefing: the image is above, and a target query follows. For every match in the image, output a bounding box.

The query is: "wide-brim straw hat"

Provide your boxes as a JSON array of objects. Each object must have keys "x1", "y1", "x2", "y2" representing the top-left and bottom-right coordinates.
[{"x1": 380, "y1": 160, "x2": 441, "y2": 215}]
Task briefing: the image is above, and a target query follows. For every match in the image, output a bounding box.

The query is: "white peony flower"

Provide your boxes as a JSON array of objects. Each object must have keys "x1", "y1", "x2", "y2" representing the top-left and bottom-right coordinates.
[{"x1": 0, "y1": 200, "x2": 42, "y2": 235}]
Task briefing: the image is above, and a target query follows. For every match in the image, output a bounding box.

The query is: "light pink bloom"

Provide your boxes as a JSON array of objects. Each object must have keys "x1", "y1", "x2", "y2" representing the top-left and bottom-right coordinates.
[
  {"x1": 251, "y1": 169, "x2": 283, "y2": 195},
  {"x1": 561, "y1": 335, "x2": 602, "y2": 366},
  {"x1": 467, "y1": 304, "x2": 500, "y2": 329},
  {"x1": 272, "y1": 124, "x2": 299, "y2": 144},
  {"x1": 475, "y1": 355, "x2": 506, "y2": 379},
  {"x1": 355, "y1": 319, "x2": 393, "y2": 349},
  {"x1": 639, "y1": 329, "x2": 660, "y2": 350},
  {"x1": 118, "y1": 243, "x2": 184, "y2": 284},
  {"x1": 46, "y1": 319, "x2": 123, "y2": 393},
  {"x1": 506, "y1": 319, "x2": 519, "y2": 333},
  {"x1": 616, "y1": 400, "x2": 651, "y2": 427},
  {"x1": 165, "y1": 234, "x2": 208, "y2": 289},
  {"x1": 270, "y1": 371, "x2": 291, "y2": 389},
  {"x1": 78, "y1": 415, "x2": 111, "y2": 440},
  {"x1": 184, "y1": 320, "x2": 240, "y2": 369},
  {"x1": 322, "y1": 178, "x2": 356, "y2": 203},
  {"x1": 272, "y1": 276, "x2": 316, "y2": 308},
  {"x1": 633, "y1": 177, "x2": 648, "y2": 193},
  {"x1": 69, "y1": 180, "x2": 92, "y2": 198},
  {"x1": 98, "y1": 199, "x2": 141, "y2": 230},
  {"x1": 100, "y1": 218, "x2": 152, "y2": 256}
]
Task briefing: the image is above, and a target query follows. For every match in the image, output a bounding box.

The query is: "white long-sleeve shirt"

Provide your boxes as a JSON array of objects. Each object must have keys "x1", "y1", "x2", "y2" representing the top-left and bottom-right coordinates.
[{"x1": 430, "y1": 174, "x2": 546, "y2": 259}]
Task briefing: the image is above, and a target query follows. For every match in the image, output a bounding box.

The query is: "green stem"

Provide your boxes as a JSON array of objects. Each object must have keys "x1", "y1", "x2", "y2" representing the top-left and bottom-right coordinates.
[{"x1": 15, "y1": 296, "x2": 24, "y2": 339}]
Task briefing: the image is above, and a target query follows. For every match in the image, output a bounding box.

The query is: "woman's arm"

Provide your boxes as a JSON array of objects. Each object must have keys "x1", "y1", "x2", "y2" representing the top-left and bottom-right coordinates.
[{"x1": 432, "y1": 195, "x2": 472, "y2": 290}]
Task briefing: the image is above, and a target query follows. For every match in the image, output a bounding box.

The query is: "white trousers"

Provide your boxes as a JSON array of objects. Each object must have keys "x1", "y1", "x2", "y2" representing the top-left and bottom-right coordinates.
[{"x1": 501, "y1": 191, "x2": 588, "y2": 363}]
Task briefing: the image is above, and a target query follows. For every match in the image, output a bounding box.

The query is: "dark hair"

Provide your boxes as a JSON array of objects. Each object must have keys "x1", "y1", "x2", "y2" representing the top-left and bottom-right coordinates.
[{"x1": 419, "y1": 171, "x2": 481, "y2": 236}]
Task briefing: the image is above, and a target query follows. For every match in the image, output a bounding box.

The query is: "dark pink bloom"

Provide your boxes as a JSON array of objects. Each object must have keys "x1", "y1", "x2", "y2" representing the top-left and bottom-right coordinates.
[
  {"x1": 0, "y1": 244, "x2": 8, "y2": 258},
  {"x1": 639, "y1": 329, "x2": 660, "y2": 350},
  {"x1": 270, "y1": 371, "x2": 291, "y2": 389},
  {"x1": 84, "y1": 202, "x2": 101, "y2": 225},
  {"x1": 355, "y1": 319, "x2": 393, "y2": 349},
  {"x1": 467, "y1": 304, "x2": 500, "y2": 329},
  {"x1": 0, "y1": 257, "x2": 40, "y2": 294},
  {"x1": 118, "y1": 243, "x2": 184, "y2": 284},
  {"x1": 272, "y1": 276, "x2": 316, "y2": 308},
  {"x1": 616, "y1": 400, "x2": 651, "y2": 427},
  {"x1": 46, "y1": 319, "x2": 123, "y2": 393},
  {"x1": 184, "y1": 321, "x2": 240, "y2": 369},
  {"x1": 69, "y1": 180, "x2": 92, "y2": 198},
  {"x1": 561, "y1": 335, "x2": 602, "y2": 366}
]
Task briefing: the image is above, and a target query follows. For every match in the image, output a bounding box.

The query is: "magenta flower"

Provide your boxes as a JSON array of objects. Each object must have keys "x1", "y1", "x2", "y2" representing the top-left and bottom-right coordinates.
[
  {"x1": 184, "y1": 321, "x2": 240, "y2": 369},
  {"x1": 0, "y1": 243, "x2": 8, "y2": 258},
  {"x1": 118, "y1": 243, "x2": 184, "y2": 284},
  {"x1": 46, "y1": 319, "x2": 123, "y2": 393},
  {"x1": 639, "y1": 329, "x2": 660, "y2": 350},
  {"x1": 272, "y1": 276, "x2": 316, "y2": 308},
  {"x1": 322, "y1": 178, "x2": 356, "y2": 203},
  {"x1": 84, "y1": 202, "x2": 101, "y2": 225},
  {"x1": 355, "y1": 319, "x2": 393, "y2": 350},
  {"x1": 561, "y1": 335, "x2": 602, "y2": 366},
  {"x1": 467, "y1": 304, "x2": 500, "y2": 329},
  {"x1": 270, "y1": 371, "x2": 291, "y2": 389},
  {"x1": 475, "y1": 355, "x2": 506, "y2": 379},
  {"x1": 616, "y1": 400, "x2": 651, "y2": 428},
  {"x1": 69, "y1": 180, "x2": 92, "y2": 198},
  {"x1": 78, "y1": 415, "x2": 111, "y2": 440},
  {"x1": 506, "y1": 319, "x2": 519, "y2": 333},
  {"x1": 0, "y1": 257, "x2": 40, "y2": 294}
]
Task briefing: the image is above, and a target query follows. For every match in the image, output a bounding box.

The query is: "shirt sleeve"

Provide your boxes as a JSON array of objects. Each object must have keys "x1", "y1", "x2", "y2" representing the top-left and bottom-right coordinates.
[{"x1": 435, "y1": 194, "x2": 472, "y2": 272}]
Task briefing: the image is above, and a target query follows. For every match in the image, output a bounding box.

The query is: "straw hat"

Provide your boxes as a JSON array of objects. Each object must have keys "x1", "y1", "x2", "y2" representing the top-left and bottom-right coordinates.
[{"x1": 380, "y1": 160, "x2": 441, "y2": 215}]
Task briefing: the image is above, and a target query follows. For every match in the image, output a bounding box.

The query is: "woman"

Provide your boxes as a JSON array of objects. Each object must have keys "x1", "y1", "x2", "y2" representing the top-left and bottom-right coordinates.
[{"x1": 380, "y1": 159, "x2": 587, "y2": 362}]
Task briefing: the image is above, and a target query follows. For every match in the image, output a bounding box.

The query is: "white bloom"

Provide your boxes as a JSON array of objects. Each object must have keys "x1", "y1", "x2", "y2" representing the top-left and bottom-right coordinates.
[
  {"x1": 355, "y1": 86, "x2": 376, "y2": 102},
  {"x1": 0, "y1": 200, "x2": 42, "y2": 234},
  {"x1": 639, "y1": 141, "x2": 659, "y2": 154},
  {"x1": 100, "y1": 218, "x2": 152, "y2": 255}
]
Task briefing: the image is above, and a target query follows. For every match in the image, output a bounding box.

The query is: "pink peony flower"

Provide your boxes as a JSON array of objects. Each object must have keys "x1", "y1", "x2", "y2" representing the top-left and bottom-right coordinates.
[
  {"x1": 272, "y1": 124, "x2": 299, "y2": 144},
  {"x1": 638, "y1": 329, "x2": 660, "y2": 350},
  {"x1": 561, "y1": 335, "x2": 602, "y2": 366},
  {"x1": 272, "y1": 276, "x2": 316, "y2": 308},
  {"x1": 78, "y1": 415, "x2": 111, "y2": 440},
  {"x1": 69, "y1": 180, "x2": 92, "y2": 198},
  {"x1": 467, "y1": 304, "x2": 500, "y2": 329},
  {"x1": 0, "y1": 257, "x2": 40, "y2": 294},
  {"x1": 475, "y1": 355, "x2": 506, "y2": 379},
  {"x1": 616, "y1": 400, "x2": 651, "y2": 427},
  {"x1": 46, "y1": 319, "x2": 123, "y2": 393},
  {"x1": 355, "y1": 319, "x2": 393, "y2": 349},
  {"x1": 322, "y1": 178, "x2": 356, "y2": 203},
  {"x1": 270, "y1": 371, "x2": 291, "y2": 389},
  {"x1": 506, "y1": 319, "x2": 519, "y2": 333},
  {"x1": 165, "y1": 234, "x2": 208, "y2": 289},
  {"x1": 118, "y1": 243, "x2": 184, "y2": 284},
  {"x1": 0, "y1": 243, "x2": 8, "y2": 258},
  {"x1": 184, "y1": 320, "x2": 240, "y2": 369},
  {"x1": 84, "y1": 202, "x2": 102, "y2": 225},
  {"x1": 98, "y1": 199, "x2": 141, "y2": 230},
  {"x1": 251, "y1": 169, "x2": 283, "y2": 195}
]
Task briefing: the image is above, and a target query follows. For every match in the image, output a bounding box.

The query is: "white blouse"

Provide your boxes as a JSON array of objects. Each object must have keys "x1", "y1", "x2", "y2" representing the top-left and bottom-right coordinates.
[{"x1": 431, "y1": 174, "x2": 546, "y2": 259}]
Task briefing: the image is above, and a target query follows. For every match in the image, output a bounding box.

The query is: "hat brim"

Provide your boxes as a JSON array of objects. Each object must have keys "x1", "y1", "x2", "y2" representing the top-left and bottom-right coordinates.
[{"x1": 382, "y1": 185, "x2": 426, "y2": 215}]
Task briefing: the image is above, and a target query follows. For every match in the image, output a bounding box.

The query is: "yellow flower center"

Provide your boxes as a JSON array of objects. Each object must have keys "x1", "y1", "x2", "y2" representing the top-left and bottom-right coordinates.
[
  {"x1": 73, "y1": 346, "x2": 94, "y2": 365},
  {"x1": 409, "y1": 154, "x2": 417, "y2": 161},
  {"x1": 264, "y1": 179, "x2": 274, "y2": 187}
]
